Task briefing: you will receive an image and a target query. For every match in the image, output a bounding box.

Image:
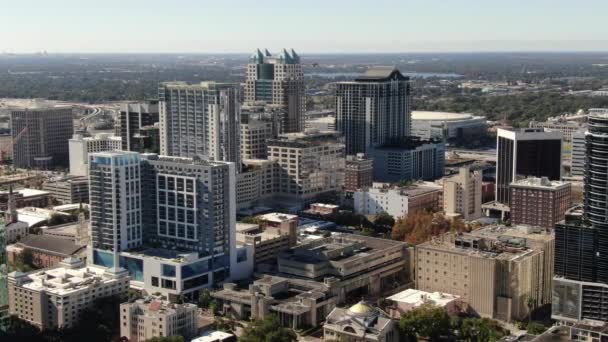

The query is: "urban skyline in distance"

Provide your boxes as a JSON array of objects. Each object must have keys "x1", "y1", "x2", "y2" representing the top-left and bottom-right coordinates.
[
  {"x1": 2, "y1": 0, "x2": 608, "y2": 53},
  {"x1": 4, "y1": 1, "x2": 608, "y2": 341}
]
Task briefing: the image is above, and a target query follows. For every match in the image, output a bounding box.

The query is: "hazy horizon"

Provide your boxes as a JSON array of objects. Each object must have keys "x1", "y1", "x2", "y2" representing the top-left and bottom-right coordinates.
[{"x1": 3, "y1": 0, "x2": 608, "y2": 54}]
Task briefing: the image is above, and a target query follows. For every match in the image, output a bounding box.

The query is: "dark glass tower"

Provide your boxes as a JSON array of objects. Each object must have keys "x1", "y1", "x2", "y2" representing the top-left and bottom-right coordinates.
[
  {"x1": 495, "y1": 128, "x2": 562, "y2": 205},
  {"x1": 553, "y1": 112, "x2": 608, "y2": 325}
]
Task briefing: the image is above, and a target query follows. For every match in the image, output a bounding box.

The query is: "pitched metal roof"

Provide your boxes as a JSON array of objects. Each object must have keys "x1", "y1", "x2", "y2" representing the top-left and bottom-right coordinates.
[{"x1": 17, "y1": 235, "x2": 85, "y2": 256}]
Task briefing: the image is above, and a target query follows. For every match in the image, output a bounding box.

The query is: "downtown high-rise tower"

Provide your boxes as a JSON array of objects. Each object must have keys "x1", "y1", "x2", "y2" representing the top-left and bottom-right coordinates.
[
  {"x1": 244, "y1": 49, "x2": 305, "y2": 133},
  {"x1": 553, "y1": 110, "x2": 608, "y2": 329},
  {"x1": 88, "y1": 151, "x2": 237, "y2": 296},
  {"x1": 158, "y1": 81, "x2": 241, "y2": 169},
  {"x1": 335, "y1": 67, "x2": 412, "y2": 155}
]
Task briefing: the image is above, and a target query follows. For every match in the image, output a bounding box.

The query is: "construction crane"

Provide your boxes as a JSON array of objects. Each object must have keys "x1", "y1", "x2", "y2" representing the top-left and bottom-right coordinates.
[{"x1": 0, "y1": 126, "x2": 27, "y2": 165}]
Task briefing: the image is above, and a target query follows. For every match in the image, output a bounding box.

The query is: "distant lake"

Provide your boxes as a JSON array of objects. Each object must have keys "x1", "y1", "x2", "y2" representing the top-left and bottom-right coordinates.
[{"x1": 307, "y1": 71, "x2": 463, "y2": 79}]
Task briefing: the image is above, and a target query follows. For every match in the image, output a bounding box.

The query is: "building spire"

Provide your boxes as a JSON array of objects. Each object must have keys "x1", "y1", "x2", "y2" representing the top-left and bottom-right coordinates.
[{"x1": 5, "y1": 185, "x2": 17, "y2": 224}]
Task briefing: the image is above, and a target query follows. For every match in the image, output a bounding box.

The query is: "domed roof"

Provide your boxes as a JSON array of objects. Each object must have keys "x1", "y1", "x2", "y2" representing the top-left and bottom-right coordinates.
[{"x1": 348, "y1": 301, "x2": 373, "y2": 315}]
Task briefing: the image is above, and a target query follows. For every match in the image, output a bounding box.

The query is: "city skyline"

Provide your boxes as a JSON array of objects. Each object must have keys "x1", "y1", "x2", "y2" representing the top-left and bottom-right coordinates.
[{"x1": 2, "y1": 0, "x2": 608, "y2": 53}]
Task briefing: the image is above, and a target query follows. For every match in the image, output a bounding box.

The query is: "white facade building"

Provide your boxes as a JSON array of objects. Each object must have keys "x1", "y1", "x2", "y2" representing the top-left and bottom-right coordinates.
[
  {"x1": 88, "y1": 151, "x2": 142, "y2": 267},
  {"x1": 69, "y1": 133, "x2": 122, "y2": 176},
  {"x1": 354, "y1": 185, "x2": 409, "y2": 218},
  {"x1": 354, "y1": 182, "x2": 442, "y2": 218}
]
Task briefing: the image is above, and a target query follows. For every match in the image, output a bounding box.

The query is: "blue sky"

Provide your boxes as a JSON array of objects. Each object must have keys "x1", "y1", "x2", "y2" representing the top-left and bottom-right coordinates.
[{"x1": 2, "y1": 0, "x2": 607, "y2": 53}]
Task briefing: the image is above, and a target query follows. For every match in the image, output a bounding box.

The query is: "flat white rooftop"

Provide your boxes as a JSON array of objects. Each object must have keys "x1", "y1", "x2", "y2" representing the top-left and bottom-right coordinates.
[
  {"x1": 412, "y1": 111, "x2": 480, "y2": 121},
  {"x1": 387, "y1": 289, "x2": 459, "y2": 307},
  {"x1": 259, "y1": 212, "x2": 298, "y2": 223},
  {"x1": 18, "y1": 264, "x2": 115, "y2": 296}
]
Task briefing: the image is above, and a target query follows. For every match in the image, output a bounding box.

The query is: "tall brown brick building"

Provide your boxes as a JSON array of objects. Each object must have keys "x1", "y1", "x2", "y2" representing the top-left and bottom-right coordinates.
[
  {"x1": 344, "y1": 153, "x2": 373, "y2": 192},
  {"x1": 510, "y1": 177, "x2": 571, "y2": 229}
]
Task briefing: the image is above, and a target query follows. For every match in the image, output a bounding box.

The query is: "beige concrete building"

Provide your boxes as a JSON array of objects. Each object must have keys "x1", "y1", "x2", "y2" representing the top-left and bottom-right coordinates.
[
  {"x1": 441, "y1": 167, "x2": 483, "y2": 221},
  {"x1": 240, "y1": 112, "x2": 276, "y2": 160},
  {"x1": 267, "y1": 131, "x2": 345, "y2": 202},
  {"x1": 324, "y1": 302, "x2": 399, "y2": 342},
  {"x1": 415, "y1": 225, "x2": 554, "y2": 322},
  {"x1": 42, "y1": 176, "x2": 90, "y2": 204},
  {"x1": 212, "y1": 275, "x2": 337, "y2": 329},
  {"x1": 236, "y1": 214, "x2": 297, "y2": 265},
  {"x1": 8, "y1": 257, "x2": 129, "y2": 330},
  {"x1": 120, "y1": 298, "x2": 198, "y2": 342},
  {"x1": 236, "y1": 159, "x2": 278, "y2": 209},
  {"x1": 278, "y1": 234, "x2": 412, "y2": 303}
]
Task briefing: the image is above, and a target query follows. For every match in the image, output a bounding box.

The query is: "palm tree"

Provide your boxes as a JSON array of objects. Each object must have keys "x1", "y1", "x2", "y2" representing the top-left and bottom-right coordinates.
[{"x1": 526, "y1": 296, "x2": 536, "y2": 324}]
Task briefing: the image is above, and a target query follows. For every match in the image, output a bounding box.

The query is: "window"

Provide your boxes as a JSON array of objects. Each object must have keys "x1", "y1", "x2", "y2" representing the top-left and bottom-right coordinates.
[
  {"x1": 161, "y1": 279, "x2": 176, "y2": 290},
  {"x1": 162, "y1": 264, "x2": 176, "y2": 278},
  {"x1": 151, "y1": 277, "x2": 159, "y2": 287},
  {"x1": 183, "y1": 274, "x2": 209, "y2": 290}
]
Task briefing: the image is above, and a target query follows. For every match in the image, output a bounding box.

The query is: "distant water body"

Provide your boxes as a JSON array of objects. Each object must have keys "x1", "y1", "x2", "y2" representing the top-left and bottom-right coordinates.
[{"x1": 308, "y1": 71, "x2": 462, "y2": 79}]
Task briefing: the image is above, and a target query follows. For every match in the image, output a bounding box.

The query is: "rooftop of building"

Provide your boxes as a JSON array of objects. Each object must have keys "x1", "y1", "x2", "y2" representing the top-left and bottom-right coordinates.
[
  {"x1": 258, "y1": 212, "x2": 298, "y2": 223},
  {"x1": 267, "y1": 130, "x2": 343, "y2": 148},
  {"x1": 52, "y1": 203, "x2": 90, "y2": 212},
  {"x1": 191, "y1": 331, "x2": 236, "y2": 342},
  {"x1": 510, "y1": 177, "x2": 571, "y2": 190},
  {"x1": 159, "y1": 80, "x2": 236, "y2": 90},
  {"x1": 306, "y1": 116, "x2": 335, "y2": 123},
  {"x1": 471, "y1": 224, "x2": 555, "y2": 243},
  {"x1": 16, "y1": 235, "x2": 85, "y2": 255},
  {"x1": 346, "y1": 153, "x2": 372, "y2": 161},
  {"x1": 120, "y1": 247, "x2": 199, "y2": 264},
  {"x1": 365, "y1": 181, "x2": 442, "y2": 196},
  {"x1": 141, "y1": 153, "x2": 230, "y2": 167},
  {"x1": 213, "y1": 275, "x2": 331, "y2": 306},
  {"x1": 325, "y1": 301, "x2": 392, "y2": 332},
  {"x1": 236, "y1": 222, "x2": 286, "y2": 243},
  {"x1": 44, "y1": 175, "x2": 89, "y2": 185},
  {"x1": 419, "y1": 224, "x2": 553, "y2": 260},
  {"x1": 125, "y1": 297, "x2": 197, "y2": 316},
  {"x1": 370, "y1": 137, "x2": 443, "y2": 150},
  {"x1": 310, "y1": 203, "x2": 339, "y2": 209},
  {"x1": 9, "y1": 258, "x2": 124, "y2": 296},
  {"x1": 412, "y1": 111, "x2": 485, "y2": 121},
  {"x1": 16, "y1": 207, "x2": 70, "y2": 227},
  {"x1": 354, "y1": 66, "x2": 408, "y2": 82},
  {"x1": 387, "y1": 289, "x2": 460, "y2": 307},
  {"x1": 281, "y1": 233, "x2": 405, "y2": 266},
  {"x1": 41, "y1": 221, "x2": 79, "y2": 238},
  {"x1": 0, "y1": 188, "x2": 50, "y2": 197},
  {"x1": 496, "y1": 127, "x2": 563, "y2": 139},
  {"x1": 70, "y1": 133, "x2": 122, "y2": 141},
  {"x1": 249, "y1": 48, "x2": 300, "y2": 64}
]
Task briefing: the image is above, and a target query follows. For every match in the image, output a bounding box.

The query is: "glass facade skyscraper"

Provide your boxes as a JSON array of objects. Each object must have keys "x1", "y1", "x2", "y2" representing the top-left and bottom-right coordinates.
[{"x1": 553, "y1": 111, "x2": 608, "y2": 326}]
